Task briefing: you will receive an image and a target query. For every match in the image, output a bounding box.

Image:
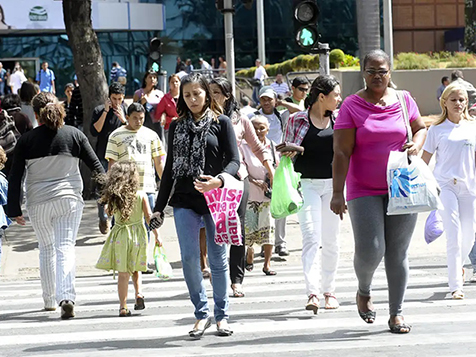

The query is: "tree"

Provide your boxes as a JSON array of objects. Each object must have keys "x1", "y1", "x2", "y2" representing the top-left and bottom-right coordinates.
[
  {"x1": 63, "y1": 0, "x2": 108, "y2": 197},
  {"x1": 356, "y1": 0, "x2": 380, "y2": 64},
  {"x1": 63, "y1": 0, "x2": 108, "y2": 140}
]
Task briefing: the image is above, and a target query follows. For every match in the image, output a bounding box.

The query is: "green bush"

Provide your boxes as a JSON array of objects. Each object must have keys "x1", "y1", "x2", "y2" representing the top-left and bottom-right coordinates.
[
  {"x1": 447, "y1": 52, "x2": 476, "y2": 68},
  {"x1": 342, "y1": 54, "x2": 360, "y2": 67},
  {"x1": 329, "y1": 49, "x2": 345, "y2": 68},
  {"x1": 394, "y1": 53, "x2": 434, "y2": 70}
]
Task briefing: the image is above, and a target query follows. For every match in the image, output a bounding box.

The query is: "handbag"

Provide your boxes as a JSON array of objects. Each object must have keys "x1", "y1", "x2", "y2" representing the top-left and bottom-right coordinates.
[
  {"x1": 386, "y1": 91, "x2": 442, "y2": 215},
  {"x1": 0, "y1": 110, "x2": 20, "y2": 155},
  {"x1": 270, "y1": 156, "x2": 304, "y2": 219},
  {"x1": 153, "y1": 244, "x2": 173, "y2": 280}
]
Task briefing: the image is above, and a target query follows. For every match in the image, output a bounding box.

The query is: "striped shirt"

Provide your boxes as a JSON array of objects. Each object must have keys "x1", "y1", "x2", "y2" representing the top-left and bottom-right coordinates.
[{"x1": 105, "y1": 126, "x2": 165, "y2": 193}]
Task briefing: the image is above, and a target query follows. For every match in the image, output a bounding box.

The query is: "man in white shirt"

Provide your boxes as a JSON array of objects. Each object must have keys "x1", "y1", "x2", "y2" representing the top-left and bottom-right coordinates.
[
  {"x1": 199, "y1": 58, "x2": 213, "y2": 77},
  {"x1": 252, "y1": 59, "x2": 268, "y2": 106},
  {"x1": 270, "y1": 73, "x2": 290, "y2": 97},
  {"x1": 10, "y1": 66, "x2": 27, "y2": 94}
]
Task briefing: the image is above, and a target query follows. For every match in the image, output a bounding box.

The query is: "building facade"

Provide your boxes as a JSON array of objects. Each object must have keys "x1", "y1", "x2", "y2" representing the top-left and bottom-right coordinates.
[{"x1": 393, "y1": 0, "x2": 466, "y2": 53}]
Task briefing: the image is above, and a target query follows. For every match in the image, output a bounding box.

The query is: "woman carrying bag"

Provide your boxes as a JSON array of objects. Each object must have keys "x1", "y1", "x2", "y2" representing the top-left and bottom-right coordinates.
[
  {"x1": 422, "y1": 82, "x2": 476, "y2": 300},
  {"x1": 283, "y1": 75, "x2": 342, "y2": 313},
  {"x1": 331, "y1": 50, "x2": 426, "y2": 334},
  {"x1": 150, "y1": 73, "x2": 240, "y2": 338}
]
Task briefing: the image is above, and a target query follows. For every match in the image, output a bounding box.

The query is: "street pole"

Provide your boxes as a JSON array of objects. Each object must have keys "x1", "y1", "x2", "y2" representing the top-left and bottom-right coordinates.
[
  {"x1": 256, "y1": 0, "x2": 266, "y2": 64},
  {"x1": 383, "y1": 0, "x2": 394, "y2": 68},
  {"x1": 222, "y1": 0, "x2": 236, "y2": 96}
]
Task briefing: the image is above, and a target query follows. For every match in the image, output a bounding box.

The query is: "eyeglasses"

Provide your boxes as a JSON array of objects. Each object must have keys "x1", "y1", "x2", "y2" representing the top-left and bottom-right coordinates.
[
  {"x1": 365, "y1": 69, "x2": 390, "y2": 77},
  {"x1": 296, "y1": 87, "x2": 309, "y2": 92}
]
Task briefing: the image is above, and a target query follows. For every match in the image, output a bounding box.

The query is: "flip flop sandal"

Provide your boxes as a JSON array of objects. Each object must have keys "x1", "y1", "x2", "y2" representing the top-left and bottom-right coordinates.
[
  {"x1": 324, "y1": 293, "x2": 340, "y2": 310},
  {"x1": 119, "y1": 307, "x2": 132, "y2": 317},
  {"x1": 305, "y1": 294, "x2": 319, "y2": 315},
  {"x1": 388, "y1": 319, "x2": 412, "y2": 334},
  {"x1": 245, "y1": 263, "x2": 254, "y2": 272},
  {"x1": 231, "y1": 285, "x2": 245, "y2": 298},
  {"x1": 134, "y1": 295, "x2": 145, "y2": 310},
  {"x1": 452, "y1": 290, "x2": 464, "y2": 300},
  {"x1": 202, "y1": 269, "x2": 211, "y2": 279},
  {"x1": 262, "y1": 268, "x2": 277, "y2": 276}
]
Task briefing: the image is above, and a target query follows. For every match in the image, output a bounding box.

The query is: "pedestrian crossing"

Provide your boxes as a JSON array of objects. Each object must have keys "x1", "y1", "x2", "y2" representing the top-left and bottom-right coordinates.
[{"x1": 1, "y1": 259, "x2": 476, "y2": 357}]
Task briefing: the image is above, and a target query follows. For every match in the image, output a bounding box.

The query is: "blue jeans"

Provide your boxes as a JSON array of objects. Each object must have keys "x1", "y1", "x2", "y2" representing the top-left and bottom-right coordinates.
[
  {"x1": 469, "y1": 240, "x2": 476, "y2": 270},
  {"x1": 173, "y1": 207, "x2": 229, "y2": 321},
  {"x1": 0, "y1": 228, "x2": 3, "y2": 269}
]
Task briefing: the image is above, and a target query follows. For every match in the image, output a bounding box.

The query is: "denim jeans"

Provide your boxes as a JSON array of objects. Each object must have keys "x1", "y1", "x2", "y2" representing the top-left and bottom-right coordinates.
[
  {"x1": 470, "y1": 241, "x2": 476, "y2": 270},
  {"x1": 173, "y1": 207, "x2": 229, "y2": 321},
  {"x1": 0, "y1": 228, "x2": 3, "y2": 270}
]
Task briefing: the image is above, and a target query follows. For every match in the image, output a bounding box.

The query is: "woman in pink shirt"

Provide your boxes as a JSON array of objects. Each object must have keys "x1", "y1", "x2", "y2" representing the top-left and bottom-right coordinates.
[
  {"x1": 154, "y1": 74, "x2": 180, "y2": 147},
  {"x1": 331, "y1": 50, "x2": 426, "y2": 334}
]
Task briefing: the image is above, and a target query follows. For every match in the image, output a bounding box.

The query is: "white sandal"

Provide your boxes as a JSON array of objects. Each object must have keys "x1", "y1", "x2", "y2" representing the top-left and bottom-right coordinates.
[
  {"x1": 324, "y1": 293, "x2": 340, "y2": 309},
  {"x1": 452, "y1": 290, "x2": 464, "y2": 300}
]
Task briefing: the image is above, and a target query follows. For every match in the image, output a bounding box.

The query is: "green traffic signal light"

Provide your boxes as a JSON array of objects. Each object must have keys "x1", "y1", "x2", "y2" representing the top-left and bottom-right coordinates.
[{"x1": 297, "y1": 26, "x2": 318, "y2": 48}]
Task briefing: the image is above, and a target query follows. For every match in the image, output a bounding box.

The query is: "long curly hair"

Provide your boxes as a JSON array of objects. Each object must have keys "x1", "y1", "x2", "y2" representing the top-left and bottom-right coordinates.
[{"x1": 98, "y1": 161, "x2": 139, "y2": 222}]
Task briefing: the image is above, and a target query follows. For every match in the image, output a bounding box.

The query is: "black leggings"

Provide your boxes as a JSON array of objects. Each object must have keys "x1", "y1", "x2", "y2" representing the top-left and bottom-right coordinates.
[{"x1": 229, "y1": 177, "x2": 249, "y2": 285}]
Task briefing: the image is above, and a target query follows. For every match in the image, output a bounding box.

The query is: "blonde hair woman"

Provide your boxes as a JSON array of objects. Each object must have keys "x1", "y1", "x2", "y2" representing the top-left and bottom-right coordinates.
[{"x1": 422, "y1": 82, "x2": 476, "y2": 300}]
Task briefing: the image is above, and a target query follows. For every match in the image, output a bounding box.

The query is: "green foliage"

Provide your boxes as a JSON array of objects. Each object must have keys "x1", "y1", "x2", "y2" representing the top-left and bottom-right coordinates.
[
  {"x1": 430, "y1": 51, "x2": 452, "y2": 62},
  {"x1": 394, "y1": 53, "x2": 434, "y2": 70},
  {"x1": 447, "y1": 52, "x2": 476, "y2": 68},
  {"x1": 342, "y1": 54, "x2": 360, "y2": 67},
  {"x1": 329, "y1": 49, "x2": 346, "y2": 68}
]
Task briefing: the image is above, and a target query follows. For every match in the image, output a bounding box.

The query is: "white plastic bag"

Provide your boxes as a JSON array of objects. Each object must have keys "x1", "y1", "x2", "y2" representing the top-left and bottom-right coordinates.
[{"x1": 387, "y1": 150, "x2": 442, "y2": 215}]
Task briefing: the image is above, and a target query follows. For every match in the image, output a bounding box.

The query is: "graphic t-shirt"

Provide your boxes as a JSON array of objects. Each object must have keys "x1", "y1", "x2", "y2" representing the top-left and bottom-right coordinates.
[{"x1": 105, "y1": 126, "x2": 165, "y2": 193}]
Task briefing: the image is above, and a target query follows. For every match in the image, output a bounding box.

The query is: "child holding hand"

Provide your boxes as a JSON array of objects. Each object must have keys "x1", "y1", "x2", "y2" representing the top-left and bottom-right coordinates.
[{"x1": 96, "y1": 160, "x2": 162, "y2": 316}]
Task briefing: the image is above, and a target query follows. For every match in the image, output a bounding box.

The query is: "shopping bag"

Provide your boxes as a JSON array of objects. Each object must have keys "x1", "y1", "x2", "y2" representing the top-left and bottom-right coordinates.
[
  {"x1": 270, "y1": 156, "x2": 304, "y2": 219},
  {"x1": 154, "y1": 244, "x2": 173, "y2": 280},
  {"x1": 387, "y1": 150, "x2": 442, "y2": 215},
  {"x1": 203, "y1": 173, "x2": 244, "y2": 246},
  {"x1": 424, "y1": 210, "x2": 444, "y2": 244}
]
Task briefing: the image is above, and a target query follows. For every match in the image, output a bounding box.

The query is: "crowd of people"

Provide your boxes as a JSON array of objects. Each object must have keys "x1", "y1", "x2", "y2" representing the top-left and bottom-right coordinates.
[{"x1": 1, "y1": 49, "x2": 476, "y2": 339}]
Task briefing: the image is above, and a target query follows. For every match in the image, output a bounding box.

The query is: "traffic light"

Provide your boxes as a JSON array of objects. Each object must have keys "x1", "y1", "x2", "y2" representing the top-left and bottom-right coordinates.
[
  {"x1": 293, "y1": 0, "x2": 320, "y2": 50},
  {"x1": 148, "y1": 37, "x2": 162, "y2": 72}
]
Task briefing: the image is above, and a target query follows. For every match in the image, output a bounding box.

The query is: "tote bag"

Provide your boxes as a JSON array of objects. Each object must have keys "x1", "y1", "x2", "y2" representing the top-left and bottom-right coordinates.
[{"x1": 386, "y1": 91, "x2": 442, "y2": 215}]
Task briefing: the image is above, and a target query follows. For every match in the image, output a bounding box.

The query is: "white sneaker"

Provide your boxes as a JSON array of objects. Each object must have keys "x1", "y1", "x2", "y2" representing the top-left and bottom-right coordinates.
[{"x1": 470, "y1": 273, "x2": 476, "y2": 283}]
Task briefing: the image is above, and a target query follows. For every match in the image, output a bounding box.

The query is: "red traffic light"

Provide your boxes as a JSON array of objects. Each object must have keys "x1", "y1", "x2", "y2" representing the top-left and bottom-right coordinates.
[{"x1": 294, "y1": 0, "x2": 319, "y2": 24}]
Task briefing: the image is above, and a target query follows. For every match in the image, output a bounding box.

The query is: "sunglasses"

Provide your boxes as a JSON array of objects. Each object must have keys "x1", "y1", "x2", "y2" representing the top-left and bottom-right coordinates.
[
  {"x1": 365, "y1": 69, "x2": 390, "y2": 77},
  {"x1": 296, "y1": 87, "x2": 309, "y2": 93}
]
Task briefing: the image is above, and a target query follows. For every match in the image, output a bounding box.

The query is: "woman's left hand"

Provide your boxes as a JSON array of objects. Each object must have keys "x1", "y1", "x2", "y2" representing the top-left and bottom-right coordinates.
[
  {"x1": 402, "y1": 141, "x2": 420, "y2": 156},
  {"x1": 194, "y1": 175, "x2": 222, "y2": 193}
]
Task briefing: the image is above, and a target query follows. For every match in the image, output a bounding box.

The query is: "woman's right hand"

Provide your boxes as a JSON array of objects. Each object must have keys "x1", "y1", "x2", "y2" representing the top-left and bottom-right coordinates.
[
  {"x1": 330, "y1": 193, "x2": 347, "y2": 220},
  {"x1": 15, "y1": 216, "x2": 26, "y2": 226}
]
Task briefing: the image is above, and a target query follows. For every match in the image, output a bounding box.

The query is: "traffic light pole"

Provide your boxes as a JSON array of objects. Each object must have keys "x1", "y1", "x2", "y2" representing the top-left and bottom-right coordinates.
[
  {"x1": 221, "y1": 0, "x2": 236, "y2": 96},
  {"x1": 311, "y1": 42, "x2": 330, "y2": 76},
  {"x1": 256, "y1": 0, "x2": 266, "y2": 64}
]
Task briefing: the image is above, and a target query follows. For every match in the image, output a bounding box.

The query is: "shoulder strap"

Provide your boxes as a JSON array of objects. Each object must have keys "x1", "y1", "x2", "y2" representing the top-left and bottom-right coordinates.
[
  {"x1": 269, "y1": 140, "x2": 277, "y2": 168},
  {"x1": 396, "y1": 90, "x2": 412, "y2": 143}
]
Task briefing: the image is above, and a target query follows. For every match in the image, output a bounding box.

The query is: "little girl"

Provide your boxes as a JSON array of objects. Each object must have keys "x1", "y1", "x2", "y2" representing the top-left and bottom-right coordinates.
[{"x1": 96, "y1": 160, "x2": 161, "y2": 316}]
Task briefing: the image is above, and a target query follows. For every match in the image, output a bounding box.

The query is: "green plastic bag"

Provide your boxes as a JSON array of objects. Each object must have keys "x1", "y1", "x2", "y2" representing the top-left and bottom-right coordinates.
[
  {"x1": 154, "y1": 244, "x2": 173, "y2": 280},
  {"x1": 270, "y1": 156, "x2": 304, "y2": 219}
]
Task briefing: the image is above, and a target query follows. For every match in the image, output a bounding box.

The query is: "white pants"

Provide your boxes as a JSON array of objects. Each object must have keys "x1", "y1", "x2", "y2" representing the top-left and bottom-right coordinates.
[
  {"x1": 297, "y1": 179, "x2": 340, "y2": 296},
  {"x1": 439, "y1": 181, "x2": 476, "y2": 292},
  {"x1": 28, "y1": 198, "x2": 84, "y2": 308}
]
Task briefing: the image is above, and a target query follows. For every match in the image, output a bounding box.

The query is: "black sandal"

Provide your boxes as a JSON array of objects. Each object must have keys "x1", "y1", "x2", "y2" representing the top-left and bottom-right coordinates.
[
  {"x1": 119, "y1": 307, "x2": 132, "y2": 317},
  {"x1": 388, "y1": 318, "x2": 411, "y2": 334},
  {"x1": 245, "y1": 263, "x2": 254, "y2": 272},
  {"x1": 356, "y1": 292, "x2": 376, "y2": 323},
  {"x1": 262, "y1": 268, "x2": 277, "y2": 276},
  {"x1": 134, "y1": 295, "x2": 145, "y2": 310}
]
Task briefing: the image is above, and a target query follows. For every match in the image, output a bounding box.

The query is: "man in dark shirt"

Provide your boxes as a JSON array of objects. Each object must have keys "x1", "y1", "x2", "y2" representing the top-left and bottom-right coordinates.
[{"x1": 90, "y1": 82, "x2": 127, "y2": 234}]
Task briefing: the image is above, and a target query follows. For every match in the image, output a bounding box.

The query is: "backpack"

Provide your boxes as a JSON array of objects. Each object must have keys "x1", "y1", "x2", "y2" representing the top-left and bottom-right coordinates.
[{"x1": 0, "y1": 110, "x2": 21, "y2": 154}]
